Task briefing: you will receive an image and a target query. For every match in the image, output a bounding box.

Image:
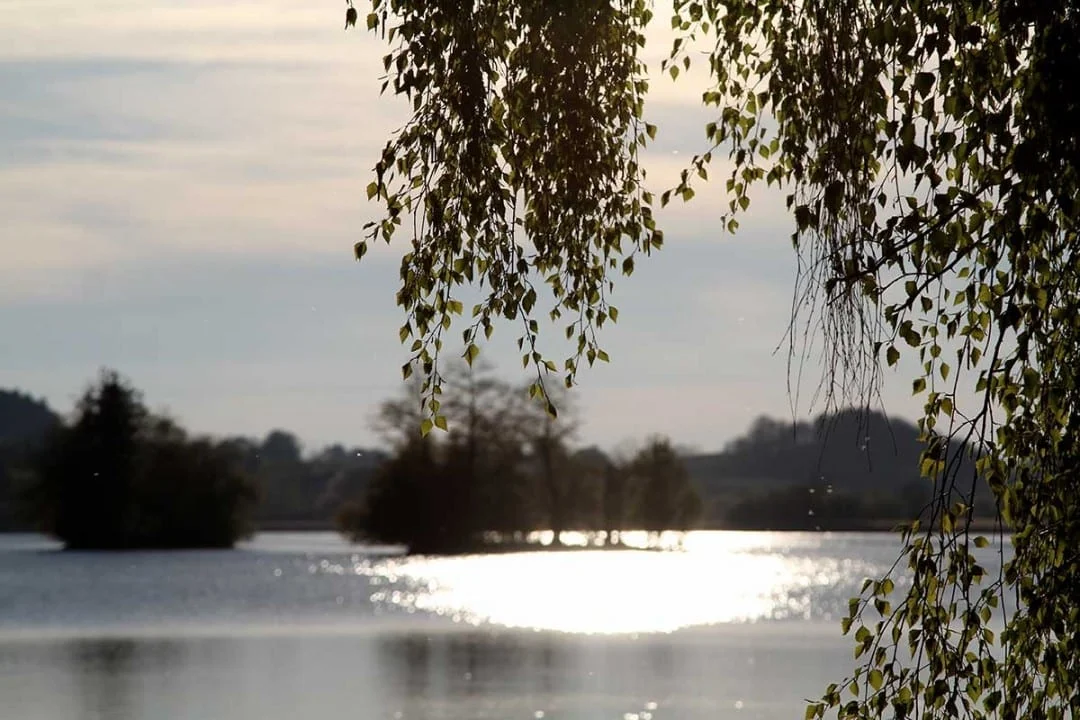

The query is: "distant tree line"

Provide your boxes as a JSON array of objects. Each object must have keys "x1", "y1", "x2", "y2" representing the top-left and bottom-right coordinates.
[
  {"x1": 336, "y1": 362, "x2": 703, "y2": 553},
  {"x1": 1, "y1": 373, "x2": 987, "y2": 547},
  {"x1": 215, "y1": 430, "x2": 385, "y2": 530},
  {"x1": 0, "y1": 379, "x2": 389, "y2": 542}
]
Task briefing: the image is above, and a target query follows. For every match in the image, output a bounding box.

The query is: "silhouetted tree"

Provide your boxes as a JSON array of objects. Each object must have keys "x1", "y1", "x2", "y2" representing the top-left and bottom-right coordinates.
[
  {"x1": 625, "y1": 437, "x2": 702, "y2": 536},
  {"x1": 128, "y1": 417, "x2": 257, "y2": 547},
  {"x1": 339, "y1": 436, "x2": 449, "y2": 550},
  {"x1": 21, "y1": 370, "x2": 255, "y2": 549},
  {"x1": 519, "y1": 385, "x2": 580, "y2": 544},
  {"x1": 439, "y1": 361, "x2": 530, "y2": 484},
  {"x1": 254, "y1": 430, "x2": 304, "y2": 522},
  {"x1": 339, "y1": 365, "x2": 712, "y2": 552},
  {"x1": 566, "y1": 446, "x2": 623, "y2": 544},
  {"x1": 28, "y1": 371, "x2": 145, "y2": 548},
  {"x1": 343, "y1": 362, "x2": 539, "y2": 552},
  {"x1": 371, "y1": 375, "x2": 427, "y2": 451},
  {"x1": 184, "y1": 433, "x2": 384, "y2": 530},
  {"x1": 261, "y1": 430, "x2": 303, "y2": 465}
]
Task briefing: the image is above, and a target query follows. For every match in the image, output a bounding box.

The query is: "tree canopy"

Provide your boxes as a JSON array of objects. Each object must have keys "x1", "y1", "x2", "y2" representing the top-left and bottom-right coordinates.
[
  {"x1": 349, "y1": 2, "x2": 1080, "y2": 720},
  {"x1": 337, "y1": 361, "x2": 702, "y2": 553},
  {"x1": 21, "y1": 371, "x2": 257, "y2": 550}
]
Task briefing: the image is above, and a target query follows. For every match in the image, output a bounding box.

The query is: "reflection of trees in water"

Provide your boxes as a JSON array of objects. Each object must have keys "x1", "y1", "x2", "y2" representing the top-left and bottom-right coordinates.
[
  {"x1": 646, "y1": 638, "x2": 673, "y2": 682},
  {"x1": 69, "y1": 637, "x2": 184, "y2": 720},
  {"x1": 378, "y1": 631, "x2": 562, "y2": 716},
  {"x1": 402, "y1": 635, "x2": 430, "y2": 700},
  {"x1": 448, "y1": 635, "x2": 481, "y2": 698},
  {"x1": 73, "y1": 638, "x2": 137, "y2": 720}
]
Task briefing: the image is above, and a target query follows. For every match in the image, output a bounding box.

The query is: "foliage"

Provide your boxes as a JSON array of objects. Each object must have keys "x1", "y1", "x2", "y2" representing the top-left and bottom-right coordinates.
[
  {"x1": 518, "y1": 382, "x2": 581, "y2": 543},
  {"x1": 28, "y1": 371, "x2": 146, "y2": 549},
  {"x1": 350, "y1": 1, "x2": 1080, "y2": 718},
  {"x1": 342, "y1": 362, "x2": 543, "y2": 551},
  {"x1": 21, "y1": 370, "x2": 257, "y2": 549},
  {"x1": 337, "y1": 435, "x2": 467, "y2": 551},
  {"x1": 2, "y1": 384, "x2": 387, "y2": 534},
  {"x1": 349, "y1": 0, "x2": 660, "y2": 425},
  {"x1": 339, "y1": 363, "x2": 702, "y2": 552},
  {"x1": 624, "y1": 436, "x2": 702, "y2": 533},
  {"x1": 129, "y1": 417, "x2": 257, "y2": 549},
  {"x1": 661, "y1": 4, "x2": 1079, "y2": 720}
]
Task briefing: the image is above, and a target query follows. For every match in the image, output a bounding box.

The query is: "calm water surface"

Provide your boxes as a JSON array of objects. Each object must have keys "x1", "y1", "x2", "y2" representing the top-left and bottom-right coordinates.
[{"x1": 0, "y1": 531, "x2": 1004, "y2": 720}]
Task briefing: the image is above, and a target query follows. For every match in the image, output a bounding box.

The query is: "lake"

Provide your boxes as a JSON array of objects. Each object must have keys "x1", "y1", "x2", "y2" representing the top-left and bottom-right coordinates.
[{"x1": 0, "y1": 531, "x2": 1000, "y2": 720}]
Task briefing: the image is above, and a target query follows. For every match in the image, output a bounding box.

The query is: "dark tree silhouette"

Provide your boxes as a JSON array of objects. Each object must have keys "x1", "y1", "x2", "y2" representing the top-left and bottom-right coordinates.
[
  {"x1": 31, "y1": 371, "x2": 145, "y2": 549},
  {"x1": 519, "y1": 385, "x2": 579, "y2": 545},
  {"x1": 338, "y1": 436, "x2": 453, "y2": 551},
  {"x1": 338, "y1": 364, "x2": 705, "y2": 553},
  {"x1": 0, "y1": 390, "x2": 60, "y2": 529},
  {"x1": 21, "y1": 370, "x2": 256, "y2": 549},
  {"x1": 342, "y1": 362, "x2": 538, "y2": 553},
  {"x1": 624, "y1": 437, "x2": 702, "y2": 535}
]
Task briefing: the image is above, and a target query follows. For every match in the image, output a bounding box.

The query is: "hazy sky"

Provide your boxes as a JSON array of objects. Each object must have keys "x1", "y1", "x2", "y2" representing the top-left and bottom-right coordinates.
[{"x1": 0, "y1": 0, "x2": 925, "y2": 453}]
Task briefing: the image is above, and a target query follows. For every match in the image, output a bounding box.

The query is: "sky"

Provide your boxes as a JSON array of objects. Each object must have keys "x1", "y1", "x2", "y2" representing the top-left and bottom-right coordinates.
[{"x1": 0, "y1": 0, "x2": 928, "y2": 454}]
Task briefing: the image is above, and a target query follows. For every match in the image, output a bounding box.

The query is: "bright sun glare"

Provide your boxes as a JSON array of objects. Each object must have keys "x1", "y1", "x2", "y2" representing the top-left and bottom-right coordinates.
[{"x1": 360, "y1": 533, "x2": 848, "y2": 634}]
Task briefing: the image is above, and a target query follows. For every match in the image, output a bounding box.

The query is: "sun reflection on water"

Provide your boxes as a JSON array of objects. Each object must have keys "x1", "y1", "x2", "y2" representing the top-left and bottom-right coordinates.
[{"x1": 360, "y1": 532, "x2": 873, "y2": 634}]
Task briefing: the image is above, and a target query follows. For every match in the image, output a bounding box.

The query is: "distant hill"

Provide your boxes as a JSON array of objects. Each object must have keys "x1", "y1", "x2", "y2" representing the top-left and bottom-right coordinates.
[
  {"x1": 683, "y1": 409, "x2": 989, "y2": 528},
  {"x1": 0, "y1": 390, "x2": 61, "y2": 529},
  {"x1": 0, "y1": 390, "x2": 59, "y2": 445},
  {"x1": 0, "y1": 385, "x2": 990, "y2": 534},
  {"x1": 685, "y1": 409, "x2": 925, "y2": 492}
]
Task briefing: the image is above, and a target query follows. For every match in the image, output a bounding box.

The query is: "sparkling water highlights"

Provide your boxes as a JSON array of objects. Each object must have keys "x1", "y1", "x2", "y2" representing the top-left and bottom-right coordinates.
[
  {"x1": 360, "y1": 532, "x2": 889, "y2": 633},
  {"x1": 0, "y1": 532, "x2": 1011, "y2": 720}
]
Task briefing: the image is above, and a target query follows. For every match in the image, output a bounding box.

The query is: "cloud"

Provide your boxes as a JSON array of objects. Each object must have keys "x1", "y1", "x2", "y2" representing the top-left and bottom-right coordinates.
[
  {"x1": 0, "y1": 2, "x2": 928, "y2": 452},
  {"x1": 0, "y1": 3, "x2": 749, "y2": 294},
  {"x1": 1, "y1": 2, "x2": 369, "y2": 64},
  {"x1": 0, "y1": 50, "x2": 413, "y2": 292}
]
